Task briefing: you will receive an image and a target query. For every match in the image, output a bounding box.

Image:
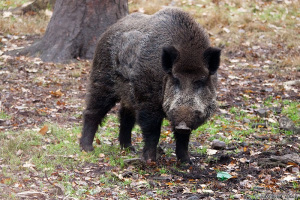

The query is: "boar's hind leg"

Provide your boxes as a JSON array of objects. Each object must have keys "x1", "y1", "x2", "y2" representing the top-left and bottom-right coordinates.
[
  {"x1": 80, "y1": 86, "x2": 118, "y2": 152},
  {"x1": 138, "y1": 109, "x2": 163, "y2": 162},
  {"x1": 174, "y1": 132, "x2": 191, "y2": 164},
  {"x1": 119, "y1": 106, "x2": 136, "y2": 151}
]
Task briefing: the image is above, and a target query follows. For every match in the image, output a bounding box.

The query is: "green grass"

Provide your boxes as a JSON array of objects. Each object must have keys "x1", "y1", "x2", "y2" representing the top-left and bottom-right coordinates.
[
  {"x1": 194, "y1": 146, "x2": 208, "y2": 155},
  {"x1": 162, "y1": 119, "x2": 170, "y2": 126},
  {"x1": 159, "y1": 167, "x2": 169, "y2": 174},
  {"x1": 190, "y1": 96, "x2": 299, "y2": 152},
  {"x1": 0, "y1": 115, "x2": 140, "y2": 198},
  {"x1": 0, "y1": 0, "x2": 29, "y2": 10},
  {"x1": 282, "y1": 100, "x2": 299, "y2": 126},
  {"x1": 0, "y1": 100, "x2": 285, "y2": 198},
  {"x1": 264, "y1": 97, "x2": 299, "y2": 126},
  {"x1": 0, "y1": 111, "x2": 10, "y2": 120}
]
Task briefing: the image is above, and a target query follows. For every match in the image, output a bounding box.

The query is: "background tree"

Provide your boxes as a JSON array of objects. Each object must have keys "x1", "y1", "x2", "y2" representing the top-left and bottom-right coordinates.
[{"x1": 15, "y1": 0, "x2": 128, "y2": 63}]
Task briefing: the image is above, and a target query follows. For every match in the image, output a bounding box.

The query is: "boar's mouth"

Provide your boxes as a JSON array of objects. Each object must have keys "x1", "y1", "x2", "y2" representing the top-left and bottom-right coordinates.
[{"x1": 175, "y1": 121, "x2": 191, "y2": 134}]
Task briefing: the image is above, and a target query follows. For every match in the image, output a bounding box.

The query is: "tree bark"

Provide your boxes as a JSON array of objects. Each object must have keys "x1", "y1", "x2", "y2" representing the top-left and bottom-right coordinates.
[{"x1": 15, "y1": 0, "x2": 128, "y2": 63}]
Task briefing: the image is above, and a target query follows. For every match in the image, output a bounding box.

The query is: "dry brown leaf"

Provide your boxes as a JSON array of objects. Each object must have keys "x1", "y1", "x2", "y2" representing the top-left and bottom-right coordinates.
[
  {"x1": 287, "y1": 162, "x2": 298, "y2": 166},
  {"x1": 96, "y1": 138, "x2": 101, "y2": 145},
  {"x1": 39, "y1": 125, "x2": 49, "y2": 135},
  {"x1": 56, "y1": 100, "x2": 66, "y2": 106},
  {"x1": 50, "y1": 89, "x2": 63, "y2": 98},
  {"x1": 263, "y1": 144, "x2": 270, "y2": 151}
]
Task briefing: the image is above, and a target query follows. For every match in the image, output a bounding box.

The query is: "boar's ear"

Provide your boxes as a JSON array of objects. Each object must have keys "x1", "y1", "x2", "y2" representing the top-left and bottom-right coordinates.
[
  {"x1": 162, "y1": 46, "x2": 179, "y2": 74},
  {"x1": 204, "y1": 47, "x2": 221, "y2": 75}
]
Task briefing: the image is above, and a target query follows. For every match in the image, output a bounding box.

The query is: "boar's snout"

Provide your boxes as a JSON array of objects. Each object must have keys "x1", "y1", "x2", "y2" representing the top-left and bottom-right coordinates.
[
  {"x1": 169, "y1": 106, "x2": 203, "y2": 133},
  {"x1": 175, "y1": 121, "x2": 191, "y2": 133},
  {"x1": 167, "y1": 102, "x2": 211, "y2": 133}
]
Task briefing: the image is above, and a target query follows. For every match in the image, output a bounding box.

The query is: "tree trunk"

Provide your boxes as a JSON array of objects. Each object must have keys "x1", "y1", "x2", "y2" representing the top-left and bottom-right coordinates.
[{"x1": 16, "y1": 0, "x2": 128, "y2": 63}]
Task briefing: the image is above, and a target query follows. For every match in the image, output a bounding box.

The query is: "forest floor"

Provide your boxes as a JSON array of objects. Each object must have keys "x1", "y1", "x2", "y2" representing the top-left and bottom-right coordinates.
[{"x1": 0, "y1": 0, "x2": 299, "y2": 199}]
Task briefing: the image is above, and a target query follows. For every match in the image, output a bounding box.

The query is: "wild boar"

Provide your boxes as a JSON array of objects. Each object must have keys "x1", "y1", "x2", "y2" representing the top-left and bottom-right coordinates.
[{"x1": 80, "y1": 8, "x2": 221, "y2": 163}]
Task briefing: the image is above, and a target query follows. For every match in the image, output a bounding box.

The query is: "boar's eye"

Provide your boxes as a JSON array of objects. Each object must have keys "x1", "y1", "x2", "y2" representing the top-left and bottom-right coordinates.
[
  {"x1": 172, "y1": 77, "x2": 180, "y2": 87},
  {"x1": 193, "y1": 79, "x2": 206, "y2": 89}
]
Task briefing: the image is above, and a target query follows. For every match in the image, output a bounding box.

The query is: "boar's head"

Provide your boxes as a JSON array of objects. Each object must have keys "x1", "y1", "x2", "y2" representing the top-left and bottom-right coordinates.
[{"x1": 162, "y1": 46, "x2": 221, "y2": 133}]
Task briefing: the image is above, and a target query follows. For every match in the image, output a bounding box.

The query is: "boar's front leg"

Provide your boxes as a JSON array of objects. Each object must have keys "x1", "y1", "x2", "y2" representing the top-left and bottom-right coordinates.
[
  {"x1": 138, "y1": 109, "x2": 163, "y2": 162},
  {"x1": 119, "y1": 105, "x2": 136, "y2": 151},
  {"x1": 174, "y1": 132, "x2": 191, "y2": 163}
]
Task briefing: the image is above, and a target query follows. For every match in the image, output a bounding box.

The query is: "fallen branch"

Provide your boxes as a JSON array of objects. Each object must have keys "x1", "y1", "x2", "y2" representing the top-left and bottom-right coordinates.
[{"x1": 44, "y1": 171, "x2": 64, "y2": 196}]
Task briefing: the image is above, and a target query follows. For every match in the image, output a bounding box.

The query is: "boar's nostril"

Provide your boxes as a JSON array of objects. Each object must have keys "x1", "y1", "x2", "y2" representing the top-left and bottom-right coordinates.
[{"x1": 175, "y1": 121, "x2": 191, "y2": 132}]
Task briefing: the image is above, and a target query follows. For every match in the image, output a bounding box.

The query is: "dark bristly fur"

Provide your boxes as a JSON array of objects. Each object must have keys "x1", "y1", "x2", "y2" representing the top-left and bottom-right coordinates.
[{"x1": 80, "y1": 8, "x2": 221, "y2": 163}]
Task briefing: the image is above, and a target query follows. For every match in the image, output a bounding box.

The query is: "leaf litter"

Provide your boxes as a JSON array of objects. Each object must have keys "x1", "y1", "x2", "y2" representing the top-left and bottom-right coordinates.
[{"x1": 0, "y1": 0, "x2": 300, "y2": 199}]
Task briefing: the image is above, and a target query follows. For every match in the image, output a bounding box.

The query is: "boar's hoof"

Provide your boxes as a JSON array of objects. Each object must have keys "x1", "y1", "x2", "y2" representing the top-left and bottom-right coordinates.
[
  {"x1": 80, "y1": 144, "x2": 94, "y2": 152},
  {"x1": 177, "y1": 153, "x2": 192, "y2": 164},
  {"x1": 175, "y1": 121, "x2": 191, "y2": 133},
  {"x1": 145, "y1": 159, "x2": 157, "y2": 166},
  {"x1": 179, "y1": 158, "x2": 193, "y2": 165},
  {"x1": 142, "y1": 149, "x2": 157, "y2": 163}
]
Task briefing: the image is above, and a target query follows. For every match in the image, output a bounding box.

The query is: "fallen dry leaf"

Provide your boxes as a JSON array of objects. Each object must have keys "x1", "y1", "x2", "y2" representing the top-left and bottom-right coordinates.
[
  {"x1": 50, "y1": 89, "x2": 63, "y2": 98},
  {"x1": 39, "y1": 125, "x2": 49, "y2": 135}
]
